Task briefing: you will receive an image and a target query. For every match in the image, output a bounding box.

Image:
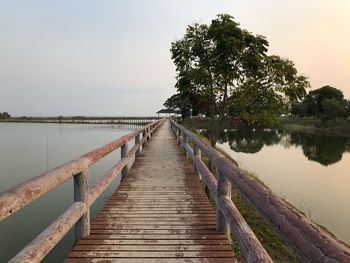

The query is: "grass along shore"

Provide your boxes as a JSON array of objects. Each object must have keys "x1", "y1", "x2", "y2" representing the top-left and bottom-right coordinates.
[
  {"x1": 181, "y1": 116, "x2": 350, "y2": 137},
  {"x1": 278, "y1": 117, "x2": 350, "y2": 136}
]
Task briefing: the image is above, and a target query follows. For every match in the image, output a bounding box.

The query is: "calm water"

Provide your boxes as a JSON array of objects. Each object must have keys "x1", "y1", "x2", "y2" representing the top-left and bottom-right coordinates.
[
  {"x1": 200, "y1": 129, "x2": 350, "y2": 245},
  {"x1": 0, "y1": 123, "x2": 138, "y2": 262}
]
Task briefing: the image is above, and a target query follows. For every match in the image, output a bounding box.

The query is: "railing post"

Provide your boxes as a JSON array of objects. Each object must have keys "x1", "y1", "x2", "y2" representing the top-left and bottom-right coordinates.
[
  {"x1": 121, "y1": 141, "x2": 129, "y2": 181},
  {"x1": 216, "y1": 166, "x2": 231, "y2": 238},
  {"x1": 135, "y1": 133, "x2": 141, "y2": 156},
  {"x1": 74, "y1": 168, "x2": 90, "y2": 241},
  {"x1": 142, "y1": 128, "x2": 146, "y2": 141},
  {"x1": 193, "y1": 144, "x2": 202, "y2": 181},
  {"x1": 183, "y1": 133, "x2": 188, "y2": 157},
  {"x1": 177, "y1": 128, "x2": 181, "y2": 145}
]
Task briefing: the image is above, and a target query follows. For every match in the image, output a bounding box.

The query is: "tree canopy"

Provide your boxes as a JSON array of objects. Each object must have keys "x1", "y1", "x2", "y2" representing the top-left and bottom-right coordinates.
[
  {"x1": 0, "y1": 112, "x2": 11, "y2": 119},
  {"x1": 167, "y1": 14, "x2": 309, "y2": 146},
  {"x1": 291, "y1": 85, "x2": 349, "y2": 120}
]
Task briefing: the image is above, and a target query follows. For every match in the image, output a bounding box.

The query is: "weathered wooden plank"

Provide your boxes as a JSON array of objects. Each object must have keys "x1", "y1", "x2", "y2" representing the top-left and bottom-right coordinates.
[
  {"x1": 101, "y1": 204, "x2": 213, "y2": 208},
  {"x1": 72, "y1": 244, "x2": 233, "y2": 251},
  {"x1": 74, "y1": 169, "x2": 90, "y2": 240},
  {"x1": 95, "y1": 215, "x2": 216, "y2": 218},
  {"x1": 10, "y1": 202, "x2": 86, "y2": 263},
  {"x1": 65, "y1": 258, "x2": 236, "y2": 263},
  {"x1": 218, "y1": 196, "x2": 273, "y2": 263},
  {"x1": 216, "y1": 168, "x2": 231, "y2": 236},
  {"x1": 90, "y1": 225, "x2": 216, "y2": 230},
  {"x1": 76, "y1": 239, "x2": 230, "y2": 245},
  {"x1": 68, "y1": 251, "x2": 235, "y2": 258},
  {"x1": 89, "y1": 229, "x2": 224, "y2": 235},
  {"x1": 0, "y1": 159, "x2": 84, "y2": 222},
  {"x1": 66, "y1": 120, "x2": 235, "y2": 263},
  {"x1": 0, "y1": 119, "x2": 163, "y2": 223},
  {"x1": 82, "y1": 234, "x2": 229, "y2": 240},
  {"x1": 89, "y1": 158, "x2": 127, "y2": 204},
  {"x1": 92, "y1": 220, "x2": 217, "y2": 225}
]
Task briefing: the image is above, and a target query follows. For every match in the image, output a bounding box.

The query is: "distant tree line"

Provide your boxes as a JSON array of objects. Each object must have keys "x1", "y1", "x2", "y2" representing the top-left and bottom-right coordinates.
[
  {"x1": 0, "y1": 112, "x2": 11, "y2": 119},
  {"x1": 291, "y1": 86, "x2": 350, "y2": 120}
]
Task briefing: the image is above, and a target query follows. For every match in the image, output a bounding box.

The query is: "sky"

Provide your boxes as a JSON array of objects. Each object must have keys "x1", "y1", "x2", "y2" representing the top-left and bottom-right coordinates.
[{"x1": 0, "y1": 1, "x2": 349, "y2": 116}]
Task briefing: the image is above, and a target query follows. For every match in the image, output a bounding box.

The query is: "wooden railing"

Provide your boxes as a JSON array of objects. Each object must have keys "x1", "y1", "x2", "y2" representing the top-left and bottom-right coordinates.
[
  {"x1": 170, "y1": 119, "x2": 350, "y2": 263},
  {"x1": 0, "y1": 119, "x2": 165, "y2": 263}
]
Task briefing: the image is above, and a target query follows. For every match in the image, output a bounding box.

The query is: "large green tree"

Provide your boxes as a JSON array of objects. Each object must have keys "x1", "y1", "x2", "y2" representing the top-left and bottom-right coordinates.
[
  {"x1": 303, "y1": 85, "x2": 344, "y2": 116},
  {"x1": 169, "y1": 14, "x2": 309, "y2": 146},
  {"x1": 163, "y1": 93, "x2": 192, "y2": 119},
  {"x1": 290, "y1": 85, "x2": 349, "y2": 119}
]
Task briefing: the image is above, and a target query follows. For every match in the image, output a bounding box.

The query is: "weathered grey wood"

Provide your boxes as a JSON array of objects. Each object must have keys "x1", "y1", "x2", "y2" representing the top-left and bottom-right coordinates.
[
  {"x1": 148, "y1": 126, "x2": 152, "y2": 139},
  {"x1": 183, "y1": 133, "x2": 189, "y2": 157},
  {"x1": 135, "y1": 134, "x2": 141, "y2": 156},
  {"x1": 0, "y1": 159, "x2": 84, "y2": 222},
  {"x1": 216, "y1": 168, "x2": 231, "y2": 237},
  {"x1": 9, "y1": 202, "x2": 87, "y2": 263},
  {"x1": 0, "y1": 119, "x2": 165, "y2": 263},
  {"x1": 193, "y1": 144, "x2": 201, "y2": 180},
  {"x1": 179, "y1": 137, "x2": 194, "y2": 158},
  {"x1": 68, "y1": 251, "x2": 235, "y2": 258},
  {"x1": 218, "y1": 196, "x2": 273, "y2": 263},
  {"x1": 66, "y1": 119, "x2": 236, "y2": 263},
  {"x1": 120, "y1": 142, "x2": 129, "y2": 181},
  {"x1": 177, "y1": 128, "x2": 181, "y2": 145},
  {"x1": 65, "y1": 258, "x2": 235, "y2": 263},
  {"x1": 194, "y1": 157, "x2": 217, "y2": 196},
  {"x1": 218, "y1": 157, "x2": 350, "y2": 263},
  {"x1": 142, "y1": 130, "x2": 146, "y2": 149},
  {"x1": 89, "y1": 158, "x2": 128, "y2": 205},
  {"x1": 171, "y1": 119, "x2": 350, "y2": 263},
  {"x1": 0, "y1": 120, "x2": 163, "y2": 223},
  {"x1": 74, "y1": 168, "x2": 90, "y2": 241}
]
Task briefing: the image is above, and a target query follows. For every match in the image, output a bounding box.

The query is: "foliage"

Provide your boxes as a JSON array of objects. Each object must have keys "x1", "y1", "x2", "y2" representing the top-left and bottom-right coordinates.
[
  {"x1": 304, "y1": 85, "x2": 344, "y2": 116},
  {"x1": 0, "y1": 112, "x2": 11, "y2": 119},
  {"x1": 290, "y1": 85, "x2": 349, "y2": 119},
  {"x1": 168, "y1": 14, "x2": 309, "y2": 145},
  {"x1": 322, "y1": 98, "x2": 347, "y2": 120},
  {"x1": 163, "y1": 93, "x2": 192, "y2": 119},
  {"x1": 291, "y1": 101, "x2": 307, "y2": 117}
]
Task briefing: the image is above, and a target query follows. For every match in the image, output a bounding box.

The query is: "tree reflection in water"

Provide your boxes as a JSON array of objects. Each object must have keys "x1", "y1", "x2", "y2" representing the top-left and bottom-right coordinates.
[{"x1": 197, "y1": 129, "x2": 350, "y2": 166}]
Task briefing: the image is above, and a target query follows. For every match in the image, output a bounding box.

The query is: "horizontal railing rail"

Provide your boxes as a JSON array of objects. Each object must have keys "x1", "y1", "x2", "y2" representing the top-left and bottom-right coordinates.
[
  {"x1": 0, "y1": 118, "x2": 165, "y2": 263},
  {"x1": 170, "y1": 119, "x2": 350, "y2": 263}
]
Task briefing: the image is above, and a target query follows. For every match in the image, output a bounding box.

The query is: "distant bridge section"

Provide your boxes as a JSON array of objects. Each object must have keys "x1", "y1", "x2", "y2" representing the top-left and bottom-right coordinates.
[{"x1": 0, "y1": 116, "x2": 161, "y2": 125}]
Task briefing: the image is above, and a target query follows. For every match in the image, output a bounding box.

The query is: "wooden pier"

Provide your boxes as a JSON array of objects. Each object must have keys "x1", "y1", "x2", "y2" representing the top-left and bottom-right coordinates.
[
  {"x1": 65, "y1": 120, "x2": 235, "y2": 262},
  {"x1": 1, "y1": 118, "x2": 349, "y2": 263}
]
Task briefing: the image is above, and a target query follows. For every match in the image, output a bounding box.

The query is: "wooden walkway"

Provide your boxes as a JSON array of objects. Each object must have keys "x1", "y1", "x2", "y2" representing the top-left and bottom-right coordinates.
[{"x1": 65, "y1": 120, "x2": 235, "y2": 262}]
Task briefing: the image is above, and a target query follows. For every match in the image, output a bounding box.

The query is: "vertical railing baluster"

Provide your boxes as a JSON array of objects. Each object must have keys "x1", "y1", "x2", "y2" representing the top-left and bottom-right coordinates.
[
  {"x1": 135, "y1": 133, "x2": 141, "y2": 156},
  {"x1": 142, "y1": 129, "x2": 146, "y2": 151},
  {"x1": 121, "y1": 141, "x2": 129, "y2": 181},
  {"x1": 183, "y1": 133, "x2": 188, "y2": 157},
  {"x1": 216, "y1": 167, "x2": 231, "y2": 238},
  {"x1": 74, "y1": 168, "x2": 90, "y2": 241},
  {"x1": 193, "y1": 144, "x2": 202, "y2": 181}
]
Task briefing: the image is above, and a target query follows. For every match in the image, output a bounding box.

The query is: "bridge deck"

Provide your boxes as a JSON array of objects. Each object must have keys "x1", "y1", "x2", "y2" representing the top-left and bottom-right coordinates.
[{"x1": 65, "y1": 120, "x2": 235, "y2": 262}]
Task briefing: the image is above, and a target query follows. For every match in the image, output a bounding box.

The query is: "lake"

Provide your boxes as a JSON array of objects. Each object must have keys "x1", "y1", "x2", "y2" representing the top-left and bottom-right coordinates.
[
  {"x1": 0, "y1": 123, "x2": 138, "y2": 262},
  {"x1": 199, "y1": 128, "x2": 350, "y2": 245}
]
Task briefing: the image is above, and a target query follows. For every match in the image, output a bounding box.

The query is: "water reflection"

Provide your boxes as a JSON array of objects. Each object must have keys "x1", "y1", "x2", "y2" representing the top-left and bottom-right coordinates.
[{"x1": 199, "y1": 129, "x2": 350, "y2": 166}]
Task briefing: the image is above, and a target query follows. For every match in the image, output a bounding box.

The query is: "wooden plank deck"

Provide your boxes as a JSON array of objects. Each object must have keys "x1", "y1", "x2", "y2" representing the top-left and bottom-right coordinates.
[{"x1": 65, "y1": 119, "x2": 236, "y2": 263}]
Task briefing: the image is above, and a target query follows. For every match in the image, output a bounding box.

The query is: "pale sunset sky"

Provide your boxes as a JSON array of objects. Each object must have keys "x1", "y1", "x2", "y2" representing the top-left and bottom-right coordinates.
[{"x1": 0, "y1": 1, "x2": 349, "y2": 116}]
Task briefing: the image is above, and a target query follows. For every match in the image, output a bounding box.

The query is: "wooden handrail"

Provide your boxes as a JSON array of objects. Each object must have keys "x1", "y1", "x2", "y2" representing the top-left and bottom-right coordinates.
[
  {"x1": 0, "y1": 118, "x2": 165, "y2": 262},
  {"x1": 170, "y1": 119, "x2": 350, "y2": 263}
]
